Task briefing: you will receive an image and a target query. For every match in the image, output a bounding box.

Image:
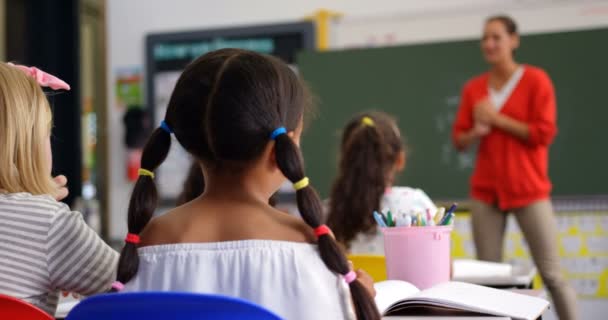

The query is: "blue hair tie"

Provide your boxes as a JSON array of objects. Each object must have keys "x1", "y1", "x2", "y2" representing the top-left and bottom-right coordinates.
[
  {"x1": 270, "y1": 127, "x2": 287, "y2": 140},
  {"x1": 160, "y1": 120, "x2": 173, "y2": 134}
]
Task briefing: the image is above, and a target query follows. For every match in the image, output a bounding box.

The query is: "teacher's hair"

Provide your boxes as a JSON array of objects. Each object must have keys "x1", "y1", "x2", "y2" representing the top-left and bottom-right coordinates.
[{"x1": 486, "y1": 15, "x2": 518, "y2": 35}]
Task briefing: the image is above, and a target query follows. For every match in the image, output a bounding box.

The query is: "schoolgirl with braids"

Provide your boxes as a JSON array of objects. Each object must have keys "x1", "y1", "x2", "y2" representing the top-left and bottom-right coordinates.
[
  {"x1": 114, "y1": 49, "x2": 380, "y2": 320},
  {"x1": 327, "y1": 112, "x2": 436, "y2": 255}
]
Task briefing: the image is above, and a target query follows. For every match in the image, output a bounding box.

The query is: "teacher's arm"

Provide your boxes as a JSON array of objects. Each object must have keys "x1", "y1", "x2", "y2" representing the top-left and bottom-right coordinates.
[
  {"x1": 523, "y1": 71, "x2": 557, "y2": 146},
  {"x1": 492, "y1": 111, "x2": 530, "y2": 140},
  {"x1": 455, "y1": 126, "x2": 488, "y2": 150}
]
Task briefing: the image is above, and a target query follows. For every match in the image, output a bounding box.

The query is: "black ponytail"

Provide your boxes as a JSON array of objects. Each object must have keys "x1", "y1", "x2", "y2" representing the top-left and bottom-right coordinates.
[
  {"x1": 274, "y1": 133, "x2": 381, "y2": 320},
  {"x1": 112, "y1": 127, "x2": 171, "y2": 291}
]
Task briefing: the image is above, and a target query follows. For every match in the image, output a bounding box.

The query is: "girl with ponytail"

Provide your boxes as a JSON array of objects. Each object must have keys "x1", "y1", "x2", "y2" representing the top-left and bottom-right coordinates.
[
  {"x1": 327, "y1": 112, "x2": 437, "y2": 254},
  {"x1": 114, "y1": 49, "x2": 380, "y2": 319}
]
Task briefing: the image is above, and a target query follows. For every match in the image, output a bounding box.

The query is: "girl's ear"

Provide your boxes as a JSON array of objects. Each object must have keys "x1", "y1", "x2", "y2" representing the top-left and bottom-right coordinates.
[
  {"x1": 288, "y1": 128, "x2": 301, "y2": 147},
  {"x1": 264, "y1": 140, "x2": 279, "y2": 171},
  {"x1": 395, "y1": 150, "x2": 406, "y2": 172},
  {"x1": 266, "y1": 129, "x2": 298, "y2": 171}
]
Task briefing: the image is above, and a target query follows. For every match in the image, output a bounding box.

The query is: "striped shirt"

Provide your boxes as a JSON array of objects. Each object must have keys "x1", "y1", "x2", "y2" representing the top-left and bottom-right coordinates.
[{"x1": 0, "y1": 192, "x2": 118, "y2": 315}]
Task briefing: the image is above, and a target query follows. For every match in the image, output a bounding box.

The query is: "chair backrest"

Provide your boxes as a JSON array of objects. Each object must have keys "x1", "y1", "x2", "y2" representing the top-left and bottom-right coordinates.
[
  {"x1": 0, "y1": 294, "x2": 54, "y2": 320},
  {"x1": 348, "y1": 254, "x2": 387, "y2": 281},
  {"x1": 65, "y1": 292, "x2": 283, "y2": 320}
]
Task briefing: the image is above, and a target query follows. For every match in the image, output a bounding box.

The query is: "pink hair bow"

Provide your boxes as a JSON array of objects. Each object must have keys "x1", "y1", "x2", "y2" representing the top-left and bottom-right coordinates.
[{"x1": 7, "y1": 62, "x2": 71, "y2": 91}]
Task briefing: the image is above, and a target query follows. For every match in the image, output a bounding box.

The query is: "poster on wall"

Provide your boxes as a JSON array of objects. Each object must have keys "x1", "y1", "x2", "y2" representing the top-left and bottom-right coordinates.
[{"x1": 146, "y1": 22, "x2": 315, "y2": 202}]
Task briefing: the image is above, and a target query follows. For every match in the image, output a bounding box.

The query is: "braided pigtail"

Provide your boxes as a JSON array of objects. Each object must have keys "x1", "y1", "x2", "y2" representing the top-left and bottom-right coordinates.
[
  {"x1": 111, "y1": 122, "x2": 172, "y2": 291},
  {"x1": 273, "y1": 130, "x2": 381, "y2": 320}
]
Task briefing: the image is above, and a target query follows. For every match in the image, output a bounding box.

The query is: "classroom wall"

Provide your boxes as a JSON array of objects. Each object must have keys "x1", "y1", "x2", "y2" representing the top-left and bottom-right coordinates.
[{"x1": 333, "y1": 0, "x2": 608, "y2": 48}]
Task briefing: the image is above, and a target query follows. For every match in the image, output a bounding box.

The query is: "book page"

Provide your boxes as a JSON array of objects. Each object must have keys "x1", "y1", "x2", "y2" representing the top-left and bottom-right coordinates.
[
  {"x1": 407, "y1": 282, "x2": 549, "y2": 320},
  {"x1": 374, "y1": 280, "x2": 419, "y2": 314}
]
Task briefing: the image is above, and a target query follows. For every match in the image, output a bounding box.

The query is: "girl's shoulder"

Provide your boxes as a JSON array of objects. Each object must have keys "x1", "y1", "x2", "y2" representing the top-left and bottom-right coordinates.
[
  {"x1": 0, "y1": 192, "x2": 65, "y2": 215},
  {"x1": 140, "y1": 202, "x2": 315, "y2": 246},
  {"x1": 0, "y1": 192, "x2": 85, "y2": 228},
  {"x1": 381, "y1": 186, "x2": 436, "y2": 214},
  {"x1": 383, "y1": 186, "x2": 431, "y2": 200}
]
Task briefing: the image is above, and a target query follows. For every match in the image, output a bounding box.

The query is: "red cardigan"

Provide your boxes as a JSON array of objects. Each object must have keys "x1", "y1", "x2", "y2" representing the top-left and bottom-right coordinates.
[{"x1": 452, "y1": 65, "x2": 557, "y2": 210}]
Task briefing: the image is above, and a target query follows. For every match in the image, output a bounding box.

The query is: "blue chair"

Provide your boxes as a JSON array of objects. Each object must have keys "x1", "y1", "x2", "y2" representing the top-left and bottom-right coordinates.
[{"x1": 66, "y1": 292, "x2": 283, "y2": 320}]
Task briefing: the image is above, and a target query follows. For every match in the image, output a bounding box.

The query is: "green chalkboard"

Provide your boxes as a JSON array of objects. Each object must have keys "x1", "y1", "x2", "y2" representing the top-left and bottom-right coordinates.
[{"x1": 297, "y1": 28, "x2": 608, "y2": 200}]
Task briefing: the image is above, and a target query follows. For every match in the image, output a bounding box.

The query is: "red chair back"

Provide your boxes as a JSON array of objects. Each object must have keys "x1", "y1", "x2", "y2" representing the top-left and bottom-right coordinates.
[{"x1": 0, "y1": 294, "x2": 53, "y2": 320}]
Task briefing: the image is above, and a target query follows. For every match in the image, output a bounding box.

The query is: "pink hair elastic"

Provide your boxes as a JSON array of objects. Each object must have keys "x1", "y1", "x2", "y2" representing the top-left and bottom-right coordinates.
[
  {"x1": 125, "y1": 233, "x2": 140, "y2": 244},
  {"x1": 343, "y1": 271, "x2": 357, "y2": 284},
  {"x1": 314, "y1": 225, "x2": 331, "y2": 238},
  {"x1": 111, "y1": 281, "x2": 124, "y2": 291},
  {"x1": 7, "y1": 62, "x2": 71, "y2": 90}
]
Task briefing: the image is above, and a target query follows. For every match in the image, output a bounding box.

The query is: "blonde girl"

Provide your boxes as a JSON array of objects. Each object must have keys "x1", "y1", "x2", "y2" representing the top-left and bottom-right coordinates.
[{"x1": 0, "y1": 62, "x2": 118, "y2": 315}]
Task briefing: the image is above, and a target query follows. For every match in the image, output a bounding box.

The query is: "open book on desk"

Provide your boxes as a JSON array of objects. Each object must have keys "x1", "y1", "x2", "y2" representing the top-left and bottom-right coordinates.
[{"x1": 375, "y1": 281, "x2": 549, "y2": 320}]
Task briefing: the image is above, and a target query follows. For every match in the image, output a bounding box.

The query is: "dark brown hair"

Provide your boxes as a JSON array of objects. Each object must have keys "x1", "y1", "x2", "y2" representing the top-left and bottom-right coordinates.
[
  {"x1": 114, "y1": 49, "x2": 380, "y2": 319},
  {"x1": 486, "y1": 15, "x2": 518, "y2": 35},
  {"x1": 327, "y1": 112, "x2": 403, "y2": 250}
]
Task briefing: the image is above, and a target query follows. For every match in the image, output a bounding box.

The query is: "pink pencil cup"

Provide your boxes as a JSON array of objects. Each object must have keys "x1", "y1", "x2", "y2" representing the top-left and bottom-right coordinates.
[{"x1": 382, "y1": 225, "x2": 452, "y2": 289}]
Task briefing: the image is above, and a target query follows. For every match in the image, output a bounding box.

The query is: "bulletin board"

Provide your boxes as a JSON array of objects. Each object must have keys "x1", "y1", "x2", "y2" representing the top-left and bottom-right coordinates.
[{"x1": 145, "y1": 22, "x2": 315, "y2": 202}]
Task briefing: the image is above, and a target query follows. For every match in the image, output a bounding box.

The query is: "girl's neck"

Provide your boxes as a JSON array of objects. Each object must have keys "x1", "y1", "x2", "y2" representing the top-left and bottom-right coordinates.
[{"x1": 202, "y1": 168, "x2": 273, "y2": 205}]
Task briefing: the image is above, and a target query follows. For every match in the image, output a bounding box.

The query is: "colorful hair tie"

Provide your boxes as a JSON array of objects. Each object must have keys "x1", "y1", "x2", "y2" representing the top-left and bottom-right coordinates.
[
  {"x1": 343, "y1": 270, "x2": 357, "y2": 284},
  {"x1": 125, "y1": 233, "x2": 140, "y2": 244},
  {"x1": 361, "y1": 116, "x2": 375, "y2": 127},
  {"x1": 111, "y1": 281, "x2": 125, "y2": 291},
  {"x1": 314, "y1": 224, "x2": 331, "y2": 238},
  {"x1": 293, "y1": 177, "x2": 309, "y2": 191},
  {"x1": 138, "y1": 168, "x2": 155, "y2": 179},
  {"x1": 160, "y1": 120, "x2": 173, "y2": 134},
  {"x1": 270, "y1": 127, "x2": 287, "y2": 140}
]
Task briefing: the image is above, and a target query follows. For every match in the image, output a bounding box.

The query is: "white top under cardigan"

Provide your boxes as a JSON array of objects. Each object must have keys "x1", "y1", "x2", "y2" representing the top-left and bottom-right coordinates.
[
  {"x1": 488, "y1": 65, "x2": 525, "y2": 110},
  {"x1": 124, "y1": 240, "x2": 355, "y2": 320}
]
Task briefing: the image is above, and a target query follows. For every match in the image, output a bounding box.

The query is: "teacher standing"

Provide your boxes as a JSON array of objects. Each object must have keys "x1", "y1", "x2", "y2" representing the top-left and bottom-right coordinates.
[{"x1": 452, "y1": 15, "x2": 577, "y2": 320}]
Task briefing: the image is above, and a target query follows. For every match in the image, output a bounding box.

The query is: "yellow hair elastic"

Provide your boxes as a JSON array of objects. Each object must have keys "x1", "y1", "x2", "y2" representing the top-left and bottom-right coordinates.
[
  {"x1": 138, "y1": 168, "x2": 155, "y2": 179},
  {"x1": 361, "y1": 116, "x2": 375, "y2": 127},
  {"x1": 293, "y1": 177, "x2": 310, "y2": 191}
]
